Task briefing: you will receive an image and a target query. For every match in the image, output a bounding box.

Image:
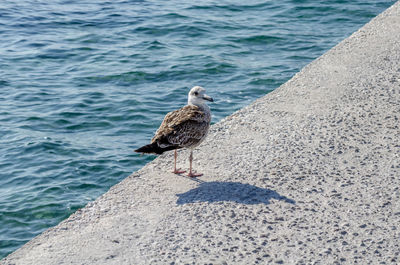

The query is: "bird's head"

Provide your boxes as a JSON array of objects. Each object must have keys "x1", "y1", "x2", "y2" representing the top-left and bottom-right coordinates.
[{"x1": 188, "y1": 86, "x2": 214, "y2": 107}]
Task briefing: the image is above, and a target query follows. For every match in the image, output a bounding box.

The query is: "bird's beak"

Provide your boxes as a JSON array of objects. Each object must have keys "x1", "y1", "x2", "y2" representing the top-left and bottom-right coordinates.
[{"x1": 202, "y1": 94, "x2": 214, "y2": 102}]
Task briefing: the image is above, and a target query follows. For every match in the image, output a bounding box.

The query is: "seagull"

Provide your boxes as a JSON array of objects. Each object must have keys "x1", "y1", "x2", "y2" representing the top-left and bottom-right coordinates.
[{"x1": 135, "y1": 86, "x2": 213, "y2": 177}]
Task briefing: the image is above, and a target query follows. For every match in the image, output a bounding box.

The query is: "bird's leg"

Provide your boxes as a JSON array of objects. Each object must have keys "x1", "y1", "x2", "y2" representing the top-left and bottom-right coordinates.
[
  {"x1": 187, "y1": 150, "x2": 203, "y2": 177},
  {"x1": 172, "y1": 150, "x2": 185, "y2": 174}
]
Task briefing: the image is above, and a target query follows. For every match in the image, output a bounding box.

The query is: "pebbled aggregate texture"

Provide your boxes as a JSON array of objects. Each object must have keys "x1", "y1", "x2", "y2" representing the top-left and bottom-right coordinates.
[{"x1": 2, "y1": 2, "x2": 400, "y2": 265}]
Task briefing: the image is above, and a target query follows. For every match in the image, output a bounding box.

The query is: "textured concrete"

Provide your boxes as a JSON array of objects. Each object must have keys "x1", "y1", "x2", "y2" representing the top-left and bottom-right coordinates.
[{"x1": 2, "y1": 2, "x2": 400, "y2": 264}]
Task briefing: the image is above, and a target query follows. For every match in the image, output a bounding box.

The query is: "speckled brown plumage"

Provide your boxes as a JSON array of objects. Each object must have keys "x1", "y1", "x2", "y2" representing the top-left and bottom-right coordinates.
[
  {"x1": 135, "y1": 85, "x2": 213, "y2": 177},
  {"x1": 152, "y1": 105, "x2": 211, "y2": 149}
]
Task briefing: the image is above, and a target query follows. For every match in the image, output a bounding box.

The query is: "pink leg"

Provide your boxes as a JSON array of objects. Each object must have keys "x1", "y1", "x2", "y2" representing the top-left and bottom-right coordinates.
[
  {"x1": 187, "y1": 150, "x2": 203, "y2": 178},
  {"x1": 172, "y1": 150, "x2": 185, "y2": 174}
]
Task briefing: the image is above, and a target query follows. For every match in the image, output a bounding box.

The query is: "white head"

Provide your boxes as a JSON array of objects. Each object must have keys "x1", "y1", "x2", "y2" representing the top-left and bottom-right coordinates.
[{"x1": 188, "y1": 86, "x2": 214, "y2": 107}]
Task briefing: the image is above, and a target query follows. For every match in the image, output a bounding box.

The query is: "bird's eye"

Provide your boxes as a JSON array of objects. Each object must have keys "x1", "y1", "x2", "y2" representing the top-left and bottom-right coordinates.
[{"x1": 194, "y1": 92, "x2": 198, "y2": 96}]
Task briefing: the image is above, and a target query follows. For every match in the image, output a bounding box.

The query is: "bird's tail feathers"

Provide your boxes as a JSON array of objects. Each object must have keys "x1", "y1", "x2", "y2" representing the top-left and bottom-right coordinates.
[{"x1": 134, "y1": 142, "x2": 177, "y2": 155}]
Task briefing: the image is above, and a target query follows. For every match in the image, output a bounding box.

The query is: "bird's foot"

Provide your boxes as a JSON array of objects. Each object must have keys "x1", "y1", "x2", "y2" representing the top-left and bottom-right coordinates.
[
  {"x1": 172, "y1": 168, "x2": 186, "y2": 174},
  {"x1": 187, "y1": 172, "x2": 203, "y2": 178}
]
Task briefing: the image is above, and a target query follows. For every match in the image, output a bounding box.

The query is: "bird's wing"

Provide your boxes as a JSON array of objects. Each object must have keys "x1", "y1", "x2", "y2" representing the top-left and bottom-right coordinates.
[{"x1": 151, "y1": 105, "x2": 210, "y2": 147}]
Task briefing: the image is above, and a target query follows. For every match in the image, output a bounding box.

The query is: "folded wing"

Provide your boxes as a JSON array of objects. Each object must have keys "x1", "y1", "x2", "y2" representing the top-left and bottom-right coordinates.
[{"x1": 152, "y1": 105, "x2": 211, "y2": 149}]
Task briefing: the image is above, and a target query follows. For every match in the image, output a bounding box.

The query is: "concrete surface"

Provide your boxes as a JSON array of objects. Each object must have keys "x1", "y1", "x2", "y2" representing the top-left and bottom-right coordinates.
[{"x1": 2, "y1": 1, "x2": 400, "y2": 264}]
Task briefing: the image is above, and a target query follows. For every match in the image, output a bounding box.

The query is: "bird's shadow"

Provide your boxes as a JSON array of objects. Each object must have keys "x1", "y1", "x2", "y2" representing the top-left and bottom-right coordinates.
[{"x1": 176, "y1": 181, "x2": 295, "y2": 205}]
